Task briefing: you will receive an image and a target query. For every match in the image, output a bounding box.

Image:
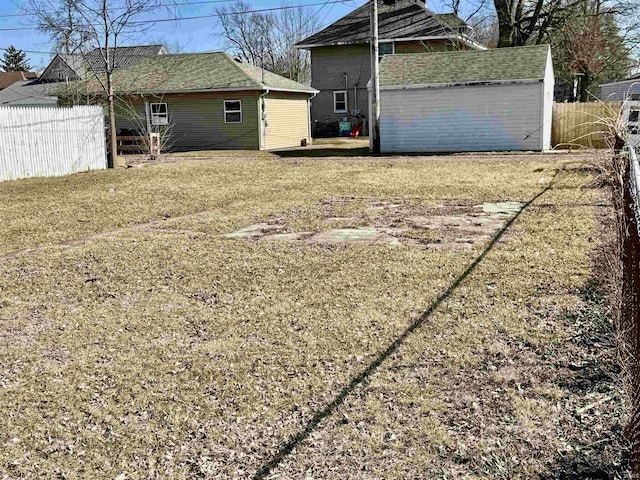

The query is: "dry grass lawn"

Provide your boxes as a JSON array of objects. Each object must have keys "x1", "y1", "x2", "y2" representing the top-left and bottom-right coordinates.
[{"x1": 0, "y1": 152, "x2": 627, "y2": 479}]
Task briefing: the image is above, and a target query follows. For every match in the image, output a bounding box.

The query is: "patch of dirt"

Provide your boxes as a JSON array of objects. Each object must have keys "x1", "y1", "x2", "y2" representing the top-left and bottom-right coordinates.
[{"x1": 225, "y1": 198, "x2": 524, "y2": 250}]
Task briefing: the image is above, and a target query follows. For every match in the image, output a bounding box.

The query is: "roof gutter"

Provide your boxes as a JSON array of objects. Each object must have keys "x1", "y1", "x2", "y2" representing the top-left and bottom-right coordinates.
[
  {"x1": 295, "y1": 35, "x2": 460, "y2": 50},
  {"x1": 296, "y1": 34, "x2": 485, "y2": 50},
  {"x1": 599, "y1": 79, "x2": 640, "y2": 87},
  {"x1": 371, "y1": 78, "x2": 543, "y2": 90},
  {"x1": 105, "y1": 86, "x2": 317, "y2": 96}
]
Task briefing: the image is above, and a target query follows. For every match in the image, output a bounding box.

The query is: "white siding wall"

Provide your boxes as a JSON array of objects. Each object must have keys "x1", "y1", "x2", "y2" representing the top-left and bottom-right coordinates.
[
  {"x1": 380, "y1": 82, "x2": 544, "y2": 153},
  {"x1": 0, "y1": 106, "x2": 106, "y2": 181}
]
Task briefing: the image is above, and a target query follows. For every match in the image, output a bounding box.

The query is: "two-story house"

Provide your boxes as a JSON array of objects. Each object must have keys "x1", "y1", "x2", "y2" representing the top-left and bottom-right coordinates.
[{"x1": 295, "y1": 0, "x2": 483, "y2": 136}]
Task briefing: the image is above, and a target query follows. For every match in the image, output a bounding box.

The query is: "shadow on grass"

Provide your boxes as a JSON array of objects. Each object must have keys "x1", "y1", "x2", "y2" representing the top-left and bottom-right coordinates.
[
  {"x1": 273, "y1": 147, "x2": 370, "y2": 158},
  {"x1": 544, "y1": 281, "x2": 629, "y2": 479},
  {"x1": 253, "y1": 171, "x2": 562, "y2": 479}
]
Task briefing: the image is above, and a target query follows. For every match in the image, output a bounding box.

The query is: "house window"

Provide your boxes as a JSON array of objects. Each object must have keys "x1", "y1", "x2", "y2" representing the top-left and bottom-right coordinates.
[
  {"x1": 630, "y1": 109, "x2": 639, "y2": 123},
  {"x1": 224, "y1": 100, "x2": 242, "y2": 123},
  {"x1": 150, "y1": 103, "x2": 168, "y2": 125},
  {"x1": 379, "y1": 41, "x2": 394, "y2": 58},
  {"x1": 630, "y1": 94, "x2": 640, "y2": 101},
  {"x1": 57, "y1": 71, "x2": 65, "y2": 81},
  {"x1": 334, "y1": 91, "x2": 347, "y2": 113}
]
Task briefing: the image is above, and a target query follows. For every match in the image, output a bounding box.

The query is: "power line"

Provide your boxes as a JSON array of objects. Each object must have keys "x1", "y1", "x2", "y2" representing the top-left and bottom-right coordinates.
[
  {"x1": 0, "y1": 0, "x2": 356, "y2": 32},
  {"x1": 0, "y1": 0, "x2": 237, "y2": 19}
]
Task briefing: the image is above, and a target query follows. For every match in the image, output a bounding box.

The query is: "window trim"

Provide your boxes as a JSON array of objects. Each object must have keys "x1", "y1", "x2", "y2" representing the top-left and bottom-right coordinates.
[
  {"x1": 224, "y1": 99, "x2": 243, "y2": 124},
  {"x1": 333, "y1": 90, "x2": 347, "y2": 113},
  {"x1": 150, "y1": 102, "x2": 168, "y2": 126}
]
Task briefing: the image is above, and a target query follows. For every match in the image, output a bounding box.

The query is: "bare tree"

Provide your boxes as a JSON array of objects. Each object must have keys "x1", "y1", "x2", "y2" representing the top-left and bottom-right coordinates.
[
  {"x1": 549, "y1": 4, "x2": 629, "y2": 100},
  {"x1": 26, "y1": 0, "x2": 169, "y2": 165},
  {"x1": 26, "y1": 0, "x2": 93, "y2": 54},
  {"x1": 492, "y1": 0, "x2": 640, "y2": 49},
  {"x1": 215, "y1": 0, "x2": 321, "y2": 82},
  {"x1": 441, "y1": 0, "x2": 491, "y2": 24}
]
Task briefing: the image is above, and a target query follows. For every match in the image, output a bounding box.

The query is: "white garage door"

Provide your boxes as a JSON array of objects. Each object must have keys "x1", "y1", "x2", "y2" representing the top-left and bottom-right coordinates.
[{"x1": 380, "y1": 82, "x2": 544, "y2": 153}]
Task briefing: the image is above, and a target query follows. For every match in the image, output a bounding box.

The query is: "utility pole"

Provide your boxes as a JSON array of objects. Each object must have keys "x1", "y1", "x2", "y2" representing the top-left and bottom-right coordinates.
[{"x1": 370, "y1": 0, "x2": 381, "y2": 153}]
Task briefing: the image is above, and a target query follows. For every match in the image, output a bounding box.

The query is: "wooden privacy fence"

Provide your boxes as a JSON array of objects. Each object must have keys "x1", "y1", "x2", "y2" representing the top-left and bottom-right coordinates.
[
  {"x1": 0, "y1": 105, "x2": 107, "y2": 182},
  {"x1": 552, "y1": 102, "x2": 623, "y2": 149}
]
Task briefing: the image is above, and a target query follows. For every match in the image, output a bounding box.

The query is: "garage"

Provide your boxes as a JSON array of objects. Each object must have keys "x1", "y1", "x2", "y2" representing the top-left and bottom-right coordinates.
[{"x1": 371, "y1": 45, "x2": 554, "y2": 153}]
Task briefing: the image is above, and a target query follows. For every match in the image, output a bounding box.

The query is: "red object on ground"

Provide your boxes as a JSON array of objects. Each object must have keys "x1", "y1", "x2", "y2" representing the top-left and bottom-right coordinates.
[{"x1": 350, "y1": 126, "x2": 363, "y2": 137}]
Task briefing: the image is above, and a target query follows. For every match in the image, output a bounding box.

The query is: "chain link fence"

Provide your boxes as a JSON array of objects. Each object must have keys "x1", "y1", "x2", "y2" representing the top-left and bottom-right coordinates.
[{"x1": 620, "y1": 145, "x2": 640, "y2": 477}]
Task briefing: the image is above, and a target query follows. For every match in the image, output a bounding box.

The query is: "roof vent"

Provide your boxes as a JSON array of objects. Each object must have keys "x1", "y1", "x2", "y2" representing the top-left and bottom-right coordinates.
[{"x1": 233, "y1": 56, "x2": 243, "y2": 63}]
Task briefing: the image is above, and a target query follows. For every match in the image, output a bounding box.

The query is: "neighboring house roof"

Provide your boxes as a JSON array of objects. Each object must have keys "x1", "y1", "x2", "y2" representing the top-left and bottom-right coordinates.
[
  {"x1": 40, "y1": 45, "x2": 165, "y2": 81},
  {"x1": 435, "y1": 12, "x2": 468, "y2": 28},
  {"x1": 83, "y1": 45, "x2": 166, "y2": 73},
  {"x1": 296, "y1": 0, "x2": 471, "y2": 48},
  {"x1": 58, "y1": 54, "x2": 86, "y2": 76},
  {"x1": 0, "y1": 71, "x2": 39, "y2": 90},
  {"x1": 600, "y1": 74, "x2": 640, "y2": 86},
  {"x1": 378, "y1": 44, "x2": 550, "y2": 87},
  {"x1": 83, "y1": 52, "x2": 317, "y2": 95},
  {"x1": 0, "y1": 79, "x2": 58, "y2": 106}
]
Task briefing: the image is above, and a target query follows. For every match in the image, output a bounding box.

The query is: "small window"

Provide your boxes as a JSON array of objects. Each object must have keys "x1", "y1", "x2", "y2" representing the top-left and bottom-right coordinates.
[
  {"x1": 379, "y1": 41, "x2": 394, "y2": 58},
  {"x1": 224, "y1": 100, "x2": 242, "y2": 123},
  {"x1": 150, "y1": 103, "x2": 168, "y2": 125},
  {"x1": 630, "y1": 94, "x2": 640, "y2": 101},
  {"x1": 629, "y1": 110, "x2": 639, "y2": 123},
  {"x1": 333, "y1": 91, "x2": 347, "y2": 113},
  {"x1": 57, "y1": 71, "x2": 65, "y2": 81}
]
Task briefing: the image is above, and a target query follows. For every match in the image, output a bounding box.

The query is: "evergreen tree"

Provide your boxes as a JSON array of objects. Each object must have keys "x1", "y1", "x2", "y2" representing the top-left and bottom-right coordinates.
[
  {"x1": 548, "y1": 8, "x2": 629, "y2": 101},
  {"x1": 1, "y1": 46, "x2": 32, "y2": 72}
]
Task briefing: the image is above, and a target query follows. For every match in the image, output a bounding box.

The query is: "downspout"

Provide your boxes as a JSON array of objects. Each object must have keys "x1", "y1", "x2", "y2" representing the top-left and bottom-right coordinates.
[
  {"x1": 343, "y1": 72, "x2": 348, "y2": 115},
  {"x1": 308, "y1": 90, "x2": 318, "y2": 144},
  {"x1": 354, "y1": 83, "x2": 358, "y2": 123},
  {"x1": 259, "y1": 88, "x2": 269, "y2": 150}
]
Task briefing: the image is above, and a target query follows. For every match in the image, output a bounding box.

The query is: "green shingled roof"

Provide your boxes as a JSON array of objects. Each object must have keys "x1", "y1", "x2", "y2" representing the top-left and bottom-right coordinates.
[
  {"x1": 379, "y1": 45, "x2": 550, "y2": 87},
  {"x1": 84, "y1": 52, "x2": 316, "y2": 95}
]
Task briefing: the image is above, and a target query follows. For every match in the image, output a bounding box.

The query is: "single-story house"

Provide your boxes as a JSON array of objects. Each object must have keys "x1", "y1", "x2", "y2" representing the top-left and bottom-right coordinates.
[
  {"x1": 372, "y1": 44, "x2": 554, "y2": 153},
  {"x1": 600, "y1": 74, "x2": 640, "y2": 101},
  {"x1": 74, "y1": 52, "x2": 317, "y2": 151},
  {"x1": 0, "y1": 80, "x2": 59, "y2": 107},
  {"x1": 0, "y1": 71, "x2": 39, "y2": 90}
]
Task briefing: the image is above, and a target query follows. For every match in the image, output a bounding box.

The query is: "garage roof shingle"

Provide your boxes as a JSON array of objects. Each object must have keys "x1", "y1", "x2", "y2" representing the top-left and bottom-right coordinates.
[{"x1": 379, "y1": 45, "x2": 550, "y2": 87}]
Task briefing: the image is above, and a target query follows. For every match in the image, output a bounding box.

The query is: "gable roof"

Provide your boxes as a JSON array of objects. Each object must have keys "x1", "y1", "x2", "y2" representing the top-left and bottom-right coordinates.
[
  {"x1": 58, "y1": 54, "x2": 85, "y2": 76},
  {"x1": 0, "y1": 71, "x2": 39, "y2": 90},
  {"x1": 0, "y1": 80, "x2": 58, "y2": 106},
  {"x1": 82, "y1": 52, "x2": 317, "y2": 95},
  {"x1": 40, "y1": 45, "x2": 165, "y2": 82},
  {"x1": 378, "y1": 45, "x2": 551, "y2": 87},
  {"x1": 296, "y1": 0, "x2": 470, "y2": 48},
  {"x1": 39, "y1": 54, "x2": 84, "y2": 82},
  {"x1": 83, "y1": 45, "x2": 166, "y2": 73}
]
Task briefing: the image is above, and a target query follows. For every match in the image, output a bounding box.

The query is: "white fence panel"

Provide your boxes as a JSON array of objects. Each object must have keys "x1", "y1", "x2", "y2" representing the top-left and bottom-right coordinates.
[{"x1": 0, "y1": 105, "x2": 107, "y2": 181}]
